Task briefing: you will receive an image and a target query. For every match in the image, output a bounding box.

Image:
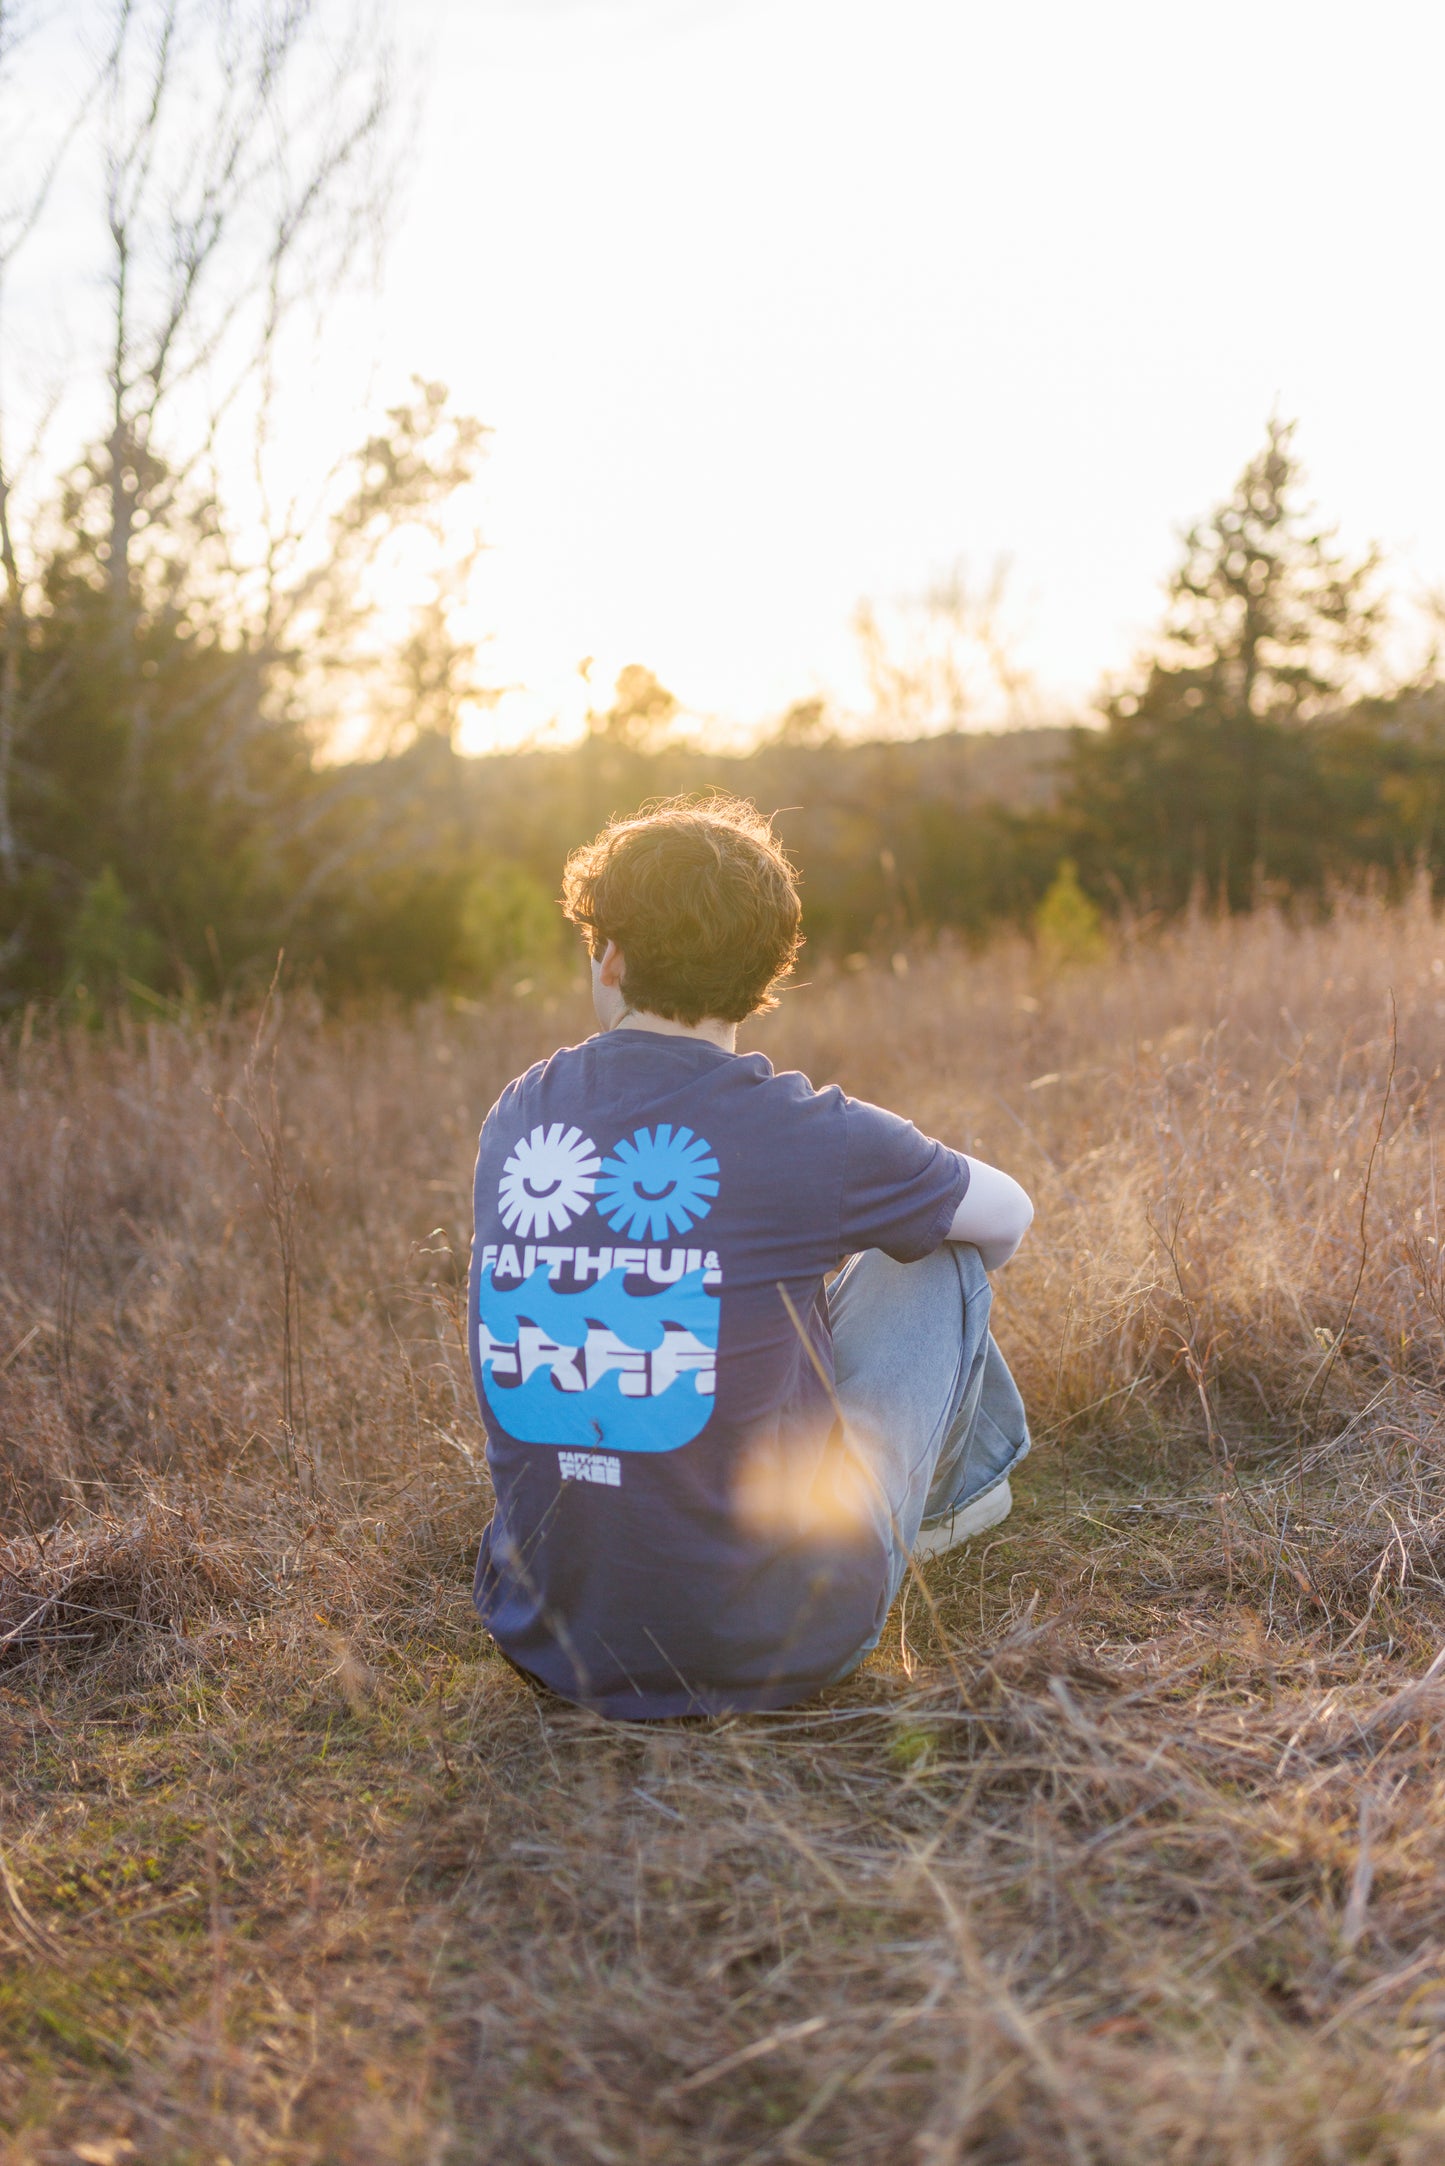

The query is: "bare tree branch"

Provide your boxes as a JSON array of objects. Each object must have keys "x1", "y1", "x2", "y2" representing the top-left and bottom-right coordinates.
[{"x1": 81, "y1": 0, "x2": 397, "y2": 817}]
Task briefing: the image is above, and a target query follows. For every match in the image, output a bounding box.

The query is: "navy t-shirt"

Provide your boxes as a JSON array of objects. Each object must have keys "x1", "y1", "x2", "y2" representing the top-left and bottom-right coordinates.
[{"x1": 468, "y1": 1027, "x2": 967, "y2": 1717}]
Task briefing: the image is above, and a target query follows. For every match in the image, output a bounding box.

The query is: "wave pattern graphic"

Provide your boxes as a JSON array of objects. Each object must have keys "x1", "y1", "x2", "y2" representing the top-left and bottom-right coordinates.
[{"x1": 478, "y1": 1264, "x2": 719, "y2": 1454}]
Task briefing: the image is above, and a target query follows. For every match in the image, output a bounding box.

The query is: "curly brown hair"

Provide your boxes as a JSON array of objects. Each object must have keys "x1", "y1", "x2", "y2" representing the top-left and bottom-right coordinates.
[{"x1": 560, "y1": 795, "x2": 803, "y2": 1025}]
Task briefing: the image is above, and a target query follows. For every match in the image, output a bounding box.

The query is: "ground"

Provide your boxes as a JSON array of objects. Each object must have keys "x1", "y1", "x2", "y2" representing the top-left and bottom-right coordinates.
[{"x1": 4, "y1": 899, "x2": 1445, "y2": 2163}]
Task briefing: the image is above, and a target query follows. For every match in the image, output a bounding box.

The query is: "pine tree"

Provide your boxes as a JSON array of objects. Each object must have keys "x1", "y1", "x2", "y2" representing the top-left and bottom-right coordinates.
[{"x1": 1067, "y1": 420, "x2": 1385, "y2": 910}]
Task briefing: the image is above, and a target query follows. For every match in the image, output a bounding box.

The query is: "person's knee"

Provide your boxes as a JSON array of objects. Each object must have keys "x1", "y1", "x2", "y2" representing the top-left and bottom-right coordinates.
[{"x1": 836, "y1": 1242, "x2": 965, "y2": 1318}]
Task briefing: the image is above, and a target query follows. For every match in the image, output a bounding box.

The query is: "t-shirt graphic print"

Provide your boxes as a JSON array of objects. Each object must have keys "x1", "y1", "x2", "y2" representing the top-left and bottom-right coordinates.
[
  {"x1": 468, "y1": 1028, "x2": 966, "y2": 1719},
  {"x1": 476, "y1": 1121, "x2": 722, "y2": 1453}
]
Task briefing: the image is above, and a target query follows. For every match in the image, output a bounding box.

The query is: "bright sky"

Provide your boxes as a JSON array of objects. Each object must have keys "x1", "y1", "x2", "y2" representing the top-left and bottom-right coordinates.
[
  {"x1": 9, "y1": 0, "x2": 1445, "y2": 749},
  {"x1": 377, "y1": 0, "x2": 1445, "y2": 748}
]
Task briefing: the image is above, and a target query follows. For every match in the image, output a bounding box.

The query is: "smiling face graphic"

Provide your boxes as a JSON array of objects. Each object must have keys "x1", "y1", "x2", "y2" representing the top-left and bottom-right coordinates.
[
  {"x1": 595, "y1": 1125, "x2": 720, "y2": 1242},
  {"x1": 497, "y1": 1124, "x2": 602, "y2": 1238}
]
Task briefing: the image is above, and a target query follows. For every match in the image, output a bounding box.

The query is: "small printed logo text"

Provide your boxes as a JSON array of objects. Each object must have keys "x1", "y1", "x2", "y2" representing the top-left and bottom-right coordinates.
[{"x1": 558, "y1": 1450, "x2": 621, "y2": 1487}]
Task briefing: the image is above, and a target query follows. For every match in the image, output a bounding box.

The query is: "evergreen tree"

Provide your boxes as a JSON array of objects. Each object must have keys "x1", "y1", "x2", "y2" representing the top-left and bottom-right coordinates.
[{"x1": 1067, "y1": 421, "x2": 1385, "y2": 909}]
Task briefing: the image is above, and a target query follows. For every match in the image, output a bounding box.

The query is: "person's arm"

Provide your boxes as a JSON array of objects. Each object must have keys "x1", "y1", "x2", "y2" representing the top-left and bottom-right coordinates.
[{"x1": 946, "y1": 1155, "x2": 1033, "y2": 1271}]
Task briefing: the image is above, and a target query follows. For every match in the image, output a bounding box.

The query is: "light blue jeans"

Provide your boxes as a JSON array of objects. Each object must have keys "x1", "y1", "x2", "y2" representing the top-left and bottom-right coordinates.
[{"x1": 826, "y1": 1242, "x2": 1030, "y2": 1667}]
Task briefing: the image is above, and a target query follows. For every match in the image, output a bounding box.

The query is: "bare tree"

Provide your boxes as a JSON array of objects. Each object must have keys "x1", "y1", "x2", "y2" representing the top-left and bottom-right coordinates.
[
  {"x1": 286, "y1": 377, "x2": 493, "y2": 744},
  {"x1": 88, "y1": 0, "x2": 396, "y2": 810},
  {"x1": 0, "y1": 0, "x2": 106, "y2": 884},
  {"x1": 852, "y1": 557, "x2": 1036, "y2": 739},
  {"x1": 0, "y1": 0, "x2": 398, "y2": 877}
]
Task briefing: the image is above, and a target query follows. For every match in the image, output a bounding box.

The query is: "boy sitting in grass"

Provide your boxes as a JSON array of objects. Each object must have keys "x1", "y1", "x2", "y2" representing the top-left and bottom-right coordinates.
[{"x1": 467, "y1": 795, "x2": 1033, "y2": 1717}]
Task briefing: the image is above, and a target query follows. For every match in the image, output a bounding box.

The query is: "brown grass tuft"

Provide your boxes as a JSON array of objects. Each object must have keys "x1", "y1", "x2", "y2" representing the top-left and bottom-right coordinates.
[{"x1": 0, "y1": 1504, "x2": 260, "y2": 1666}]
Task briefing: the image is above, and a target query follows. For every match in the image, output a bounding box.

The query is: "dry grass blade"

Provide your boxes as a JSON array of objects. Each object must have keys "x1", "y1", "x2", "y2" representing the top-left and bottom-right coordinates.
[
  {"x1": 667, "y1": 2013, "x2": 830, "y2": 2097},
  {"x1": 0, "y1": 1838, "x2": 69, "y2": 1966}
]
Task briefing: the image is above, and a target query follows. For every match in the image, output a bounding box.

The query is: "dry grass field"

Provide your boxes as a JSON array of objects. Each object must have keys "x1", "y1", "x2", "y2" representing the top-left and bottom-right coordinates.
[{"x1": 4, "y1": 896, "x2": 1445, "y2": 2163}]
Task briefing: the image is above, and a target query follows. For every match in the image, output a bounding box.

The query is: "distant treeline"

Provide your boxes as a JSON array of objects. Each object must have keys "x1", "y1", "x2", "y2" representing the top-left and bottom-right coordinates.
[
  {"x1": 4, "y1": 417, "x2": 1445, "y2": 1013},
  {"x1": 337, "y1": 726, "x2": 1076, "y2": 997}
]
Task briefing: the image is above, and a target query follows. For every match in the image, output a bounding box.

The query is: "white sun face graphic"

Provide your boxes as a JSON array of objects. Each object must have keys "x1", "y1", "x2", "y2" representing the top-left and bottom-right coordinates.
[{"x1": 498, "y1": 1124, "x2": 601, "y2": 1240}]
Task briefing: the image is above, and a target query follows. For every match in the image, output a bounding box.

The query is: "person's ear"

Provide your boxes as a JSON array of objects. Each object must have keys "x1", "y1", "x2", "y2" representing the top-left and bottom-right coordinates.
[{"x1": 598, "y1": 939, "x2": 626, "y2": 989}]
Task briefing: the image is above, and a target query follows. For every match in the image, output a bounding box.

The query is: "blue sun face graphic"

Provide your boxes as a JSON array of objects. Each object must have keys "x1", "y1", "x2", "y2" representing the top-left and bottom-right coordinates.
[{"x1": 594, "y1": 1124, "x2": 720, "y2": 1242}]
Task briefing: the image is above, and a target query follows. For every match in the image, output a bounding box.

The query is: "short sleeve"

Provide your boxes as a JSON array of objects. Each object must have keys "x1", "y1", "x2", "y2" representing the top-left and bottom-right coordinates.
[{"x1": 838, "y1": 1096, "x2": 969, "y2": 1263}]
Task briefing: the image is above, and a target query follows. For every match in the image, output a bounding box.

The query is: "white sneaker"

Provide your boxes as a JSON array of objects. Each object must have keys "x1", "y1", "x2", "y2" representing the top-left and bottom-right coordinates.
[{"x1": 912, "y1": 1477, "x2": 1013, "y2": 1560}]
